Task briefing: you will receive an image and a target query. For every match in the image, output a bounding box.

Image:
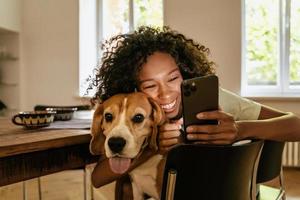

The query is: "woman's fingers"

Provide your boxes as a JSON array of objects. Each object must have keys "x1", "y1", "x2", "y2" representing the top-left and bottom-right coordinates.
[
  {"x1": 159, "y1": 122, "x2": 181, "y2": 132},
  {"x1": 158, "y1": 119, "x2": 183, "y2": 154},
  {"x1": 185, "y1": 110, "x2": 238, "y2": 144},
  {"x1": 187, "y1": 123, "x2": 237, "y2": 134},
  {"x1": 159, "y1": 129, "x2": 181, "y2": 139},
  {"x1": 158, "y1": 136, "x2": 181, "y2": 155},
  {"x1": 196, "y1": 110, "x2": 234, "y2": 122},
  {"x1": 159, "y1": 137, "x2": 181, "y2": 147},
  {"x1": 193, "y1": 140, "x2": 233, "y2": 145},
  {"x1": 187, "y1": 132, "x2": 237, "y2": 142}
]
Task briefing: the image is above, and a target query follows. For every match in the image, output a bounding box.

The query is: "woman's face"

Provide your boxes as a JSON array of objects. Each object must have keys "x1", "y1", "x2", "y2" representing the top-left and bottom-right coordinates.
[{"x1": 138, "y1": 52, "x2": 183, "y2": 119}]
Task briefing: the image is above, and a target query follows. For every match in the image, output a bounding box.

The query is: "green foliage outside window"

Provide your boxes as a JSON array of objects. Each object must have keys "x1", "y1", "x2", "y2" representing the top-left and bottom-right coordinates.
[
  {"x1": 134, "y1": 0, "x2": 163, "y2": 28},
  {"x1": 246, "y1": 0, "x2": 278, "y2": 85},
  {"x1": 290, "y1": 1, "x2": 300, "y2": 85},
  {"x1": 246, "y1": 0, "x2": 300, "y2": 86}
]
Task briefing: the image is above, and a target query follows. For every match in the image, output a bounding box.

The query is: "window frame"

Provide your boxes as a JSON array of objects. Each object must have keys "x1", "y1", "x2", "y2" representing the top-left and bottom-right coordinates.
[
  {"x1": 241, "y1": 0, "x2": 300, "y2": 97},
  {"x1": 79, "y1": 0, "x2": 164, "y2": 97}
]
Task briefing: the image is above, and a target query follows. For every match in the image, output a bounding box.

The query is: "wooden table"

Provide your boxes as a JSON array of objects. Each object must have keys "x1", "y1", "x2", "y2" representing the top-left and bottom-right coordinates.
[{"x1": 0, "y1": 118, "x2": 99, "y2": 186}]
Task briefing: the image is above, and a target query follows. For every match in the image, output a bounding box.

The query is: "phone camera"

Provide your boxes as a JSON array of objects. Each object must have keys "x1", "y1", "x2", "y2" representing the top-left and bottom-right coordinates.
[
  {"x1": 191, "y1": 82, "x2": 197, "y2": 91},
  {"x1": 183, "y1": 82, "x2": 190, "y2": 90},
  {"x1": 184, "y1": 90, "x2": 191, "y2": 97}
]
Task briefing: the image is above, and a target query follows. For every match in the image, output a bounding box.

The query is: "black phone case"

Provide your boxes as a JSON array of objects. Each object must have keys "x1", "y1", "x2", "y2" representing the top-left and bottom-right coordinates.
[{"x1": 181, "y1": 75, "x2": 219, "y2": 141}]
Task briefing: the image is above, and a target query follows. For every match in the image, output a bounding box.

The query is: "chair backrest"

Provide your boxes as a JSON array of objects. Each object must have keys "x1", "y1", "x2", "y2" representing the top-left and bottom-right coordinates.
[
  {"x1": 256, "y1": 140, "x2": 285, "y2": 184},
  {"x1": 160, "y1": 140, "x2": 264, "y2": 200}
]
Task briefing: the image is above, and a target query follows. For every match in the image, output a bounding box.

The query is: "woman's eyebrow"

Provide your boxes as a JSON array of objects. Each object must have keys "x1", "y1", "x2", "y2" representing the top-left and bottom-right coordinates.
[
  {"x1": 139, "y1": 79, "x2": 154, "y2": 84},
  {"x1": 168, "y1": 68, "x2": 180, "y2": 75},
  {"x1": 139, "y1": 68, "x2": 179, "y2": 83}
]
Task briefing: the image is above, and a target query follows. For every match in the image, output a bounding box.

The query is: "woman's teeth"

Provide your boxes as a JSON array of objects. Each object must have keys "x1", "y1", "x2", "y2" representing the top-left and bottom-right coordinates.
[{"x1": 161, "y1": 100, "x2": 176, "y2": 110}]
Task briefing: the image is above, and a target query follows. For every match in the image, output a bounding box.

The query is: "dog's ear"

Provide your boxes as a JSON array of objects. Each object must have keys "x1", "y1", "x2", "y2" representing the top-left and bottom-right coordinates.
[
  {"x1": 148, "y1": 97, "x2": 165, "y2": 150},
  {"x1": 148, "y1": 97, "x2": 165, "y2": 126},
  {"x1": 90, "y1": 103, "x2": 106, "y2": 155}
]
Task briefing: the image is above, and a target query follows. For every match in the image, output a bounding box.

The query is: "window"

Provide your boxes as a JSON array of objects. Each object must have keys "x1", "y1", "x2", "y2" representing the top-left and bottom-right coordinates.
[
  {"x1": 79, "y1": 0, "x2": 163, "y2": 96},
  {"x1": 242, "y1": 0, "x2": 300, "y2": 97}
]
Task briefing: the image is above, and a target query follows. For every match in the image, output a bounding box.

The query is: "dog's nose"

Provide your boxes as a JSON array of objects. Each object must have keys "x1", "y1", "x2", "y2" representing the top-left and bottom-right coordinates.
[{"x1": 108, "y1": 137, "x2": 126, "y2": 153}]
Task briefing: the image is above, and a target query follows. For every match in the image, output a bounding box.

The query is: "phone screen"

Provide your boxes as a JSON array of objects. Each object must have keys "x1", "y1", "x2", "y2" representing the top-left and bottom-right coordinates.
[{"x1": 181, "y1": 75, "x2": 219, "y2": 141}]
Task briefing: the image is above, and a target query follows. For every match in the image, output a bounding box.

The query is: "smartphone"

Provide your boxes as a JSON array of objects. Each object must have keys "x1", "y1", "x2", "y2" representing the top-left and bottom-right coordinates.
[{"x1": 181, "y1": 75, "x2": 219, "y2": 141}]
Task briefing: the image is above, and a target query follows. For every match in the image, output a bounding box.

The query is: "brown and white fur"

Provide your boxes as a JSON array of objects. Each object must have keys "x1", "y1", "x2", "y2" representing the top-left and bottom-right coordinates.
[{"x1": 90, "y1": 92, "x2": 165, "y2": 200}]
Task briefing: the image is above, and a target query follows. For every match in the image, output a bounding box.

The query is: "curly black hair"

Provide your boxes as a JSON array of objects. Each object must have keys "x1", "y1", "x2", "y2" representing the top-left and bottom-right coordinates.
[{"x1": 88, "y1": 26, "x2": 216, "y2": 102}]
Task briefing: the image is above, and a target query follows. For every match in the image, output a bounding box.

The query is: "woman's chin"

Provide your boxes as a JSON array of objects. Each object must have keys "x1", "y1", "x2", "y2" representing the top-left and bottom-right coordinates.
[{"x1": 165, "y1": 110, "x2": 181, "y2": 120}]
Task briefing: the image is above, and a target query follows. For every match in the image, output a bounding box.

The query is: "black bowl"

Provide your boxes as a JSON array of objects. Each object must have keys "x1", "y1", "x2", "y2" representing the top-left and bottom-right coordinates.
[
  {"x1": 45, "y1": 107, "x2": 77, "y2": 121},
  {"x1": 34, "y1": 105, "x2": 78, "y2": 121}
]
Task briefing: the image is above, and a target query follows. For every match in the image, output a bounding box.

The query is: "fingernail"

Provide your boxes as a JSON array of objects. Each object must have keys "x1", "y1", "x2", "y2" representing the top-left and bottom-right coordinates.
[
  {"x1": 187, "y1": 134, "x2": 193, "y2": 139},
  {"x1": 197, "y1": 113, "x2": 204, "y2": 118},
  {"x1": 187, "y1": 127, "x2": 193, "y2": 132},
  {"x1": 179, "y1": 118, "x2": 183, "y2": 123}
]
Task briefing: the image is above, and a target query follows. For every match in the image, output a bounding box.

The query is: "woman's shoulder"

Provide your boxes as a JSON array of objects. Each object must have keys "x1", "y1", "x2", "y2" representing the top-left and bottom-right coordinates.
[
  {"x1": 219, "y1": 87, "x2": 261, "y2": 120},
  {"x1": 219, "y1": 87, "x2": 243, "y2": 102},
  {"x1": 219, "y1": 87, "x2": 258, "y2": 103}
]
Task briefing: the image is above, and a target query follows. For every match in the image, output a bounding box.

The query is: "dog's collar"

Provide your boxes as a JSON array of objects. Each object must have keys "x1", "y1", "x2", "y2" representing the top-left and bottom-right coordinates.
[
  {"x1": 141, "y1": 137, "x2": 149, "y2": 149},
  {"x1": 134, "y1": 137, "x2": 149, "y2": 160}
]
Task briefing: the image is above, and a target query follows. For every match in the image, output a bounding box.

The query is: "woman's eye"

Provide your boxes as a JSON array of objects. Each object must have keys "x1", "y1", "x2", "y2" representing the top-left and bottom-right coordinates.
[
  {"x1": 132, "y1": 114, "x2": 144, "y2": 123},
  {"x1": 143, "y1": 85, "x2": 156, "y2": 89},
  {"x1": 169, "y1": 76, "x2": 178, "y2": 82},
  {"x1": 104, "y1": 113, "x2": 113, "y2": 122}
]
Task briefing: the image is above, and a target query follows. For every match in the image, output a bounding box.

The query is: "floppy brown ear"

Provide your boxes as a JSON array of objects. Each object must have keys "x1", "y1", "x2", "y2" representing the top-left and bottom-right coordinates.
[
  {"x1": 90, "y1": 103, "x2": 106, "y2": 155},
  {"x1": 148, "y1": 97, "x2": 166, "y2": 151},
  {"x1": 148, "y1": 97, "x2": 165, "y2": 126}
]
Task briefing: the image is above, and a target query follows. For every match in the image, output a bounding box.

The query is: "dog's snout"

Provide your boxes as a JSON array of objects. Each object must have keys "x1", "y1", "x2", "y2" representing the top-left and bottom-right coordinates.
[{"x1": 108, "y1": 137, "x2": 126, "y2": 153}]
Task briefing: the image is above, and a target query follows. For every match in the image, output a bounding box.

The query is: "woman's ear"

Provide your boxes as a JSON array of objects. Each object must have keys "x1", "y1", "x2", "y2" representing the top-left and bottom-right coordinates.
[{"x1": 90, "y1": 103, "x2": 106, "y2": 155}]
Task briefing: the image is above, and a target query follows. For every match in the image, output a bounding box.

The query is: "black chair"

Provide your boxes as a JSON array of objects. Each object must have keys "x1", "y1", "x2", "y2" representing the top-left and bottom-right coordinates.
[
  {"x1": 160, "y1": 140, "x2": 264, "y2": 200},
  {"x1": 256, "y1": 140, "x2": 286, "y2": 200}
]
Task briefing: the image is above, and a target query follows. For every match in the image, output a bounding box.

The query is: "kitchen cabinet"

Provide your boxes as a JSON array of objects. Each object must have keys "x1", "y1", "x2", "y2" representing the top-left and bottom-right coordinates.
[
  {"x1": 0, "y1": 30, "x2": 20, "y2": 116},
  {"x1": 0, "y1": 0, "x2": 21, "y2": 116}
]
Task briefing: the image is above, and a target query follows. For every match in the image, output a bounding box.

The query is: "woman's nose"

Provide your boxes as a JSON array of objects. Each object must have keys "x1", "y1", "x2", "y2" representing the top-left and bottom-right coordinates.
[{"x1": 158, "y1": 85, "x2": 171, "y2": 99}]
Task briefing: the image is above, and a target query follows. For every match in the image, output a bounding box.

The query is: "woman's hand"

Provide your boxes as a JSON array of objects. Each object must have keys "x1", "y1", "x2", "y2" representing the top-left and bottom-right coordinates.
[
  {"x1": 158, "y1": 118, "x2": 183, "y2": 154},
  {"x1": 186, "y1": 109, "x2": 239, "y2": 145}
]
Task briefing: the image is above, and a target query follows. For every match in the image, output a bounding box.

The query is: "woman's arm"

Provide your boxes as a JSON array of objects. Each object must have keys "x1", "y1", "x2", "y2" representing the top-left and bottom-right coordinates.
[
  {"x1": 185, "y1": 105, "x2": 300, "y2": 144},
  {"x1": 91, "y1": 148, "x2": 156, "y2": 188},
  {"x1": 237, "y1": 105, "x2": 300, "y2": 141},
  {"x1": 91, "y1": 157, "x2": 119, "y2": 188}
]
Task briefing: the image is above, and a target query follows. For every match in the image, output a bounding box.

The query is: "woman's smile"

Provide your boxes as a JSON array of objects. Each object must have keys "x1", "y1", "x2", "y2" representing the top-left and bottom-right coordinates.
[{"x1": 161, "y1": 99, "x2": 177, "y2": 112}]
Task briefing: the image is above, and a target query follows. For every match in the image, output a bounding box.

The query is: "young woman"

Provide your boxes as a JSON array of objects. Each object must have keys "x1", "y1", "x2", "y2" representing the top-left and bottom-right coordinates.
[{"x1": 88, "y1": 26, "x2": 300, "y2": 188}]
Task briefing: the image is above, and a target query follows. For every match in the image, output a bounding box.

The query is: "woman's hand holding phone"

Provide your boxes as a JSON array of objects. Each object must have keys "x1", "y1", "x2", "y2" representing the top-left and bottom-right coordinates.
[
  {"x1": 181, "y1": 75, "x2": 239, "y2": 144},
  {"x1": 185, "y1": 108, "x2": 239, "y2": 145},
  {"x1": 157, "y1": 109, "x2": 239, "y2": 152}
]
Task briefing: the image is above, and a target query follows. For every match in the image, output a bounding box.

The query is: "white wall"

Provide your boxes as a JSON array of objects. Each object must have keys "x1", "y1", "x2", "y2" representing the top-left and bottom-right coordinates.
[
  {"x1": 19, "y1": 0, "x2": 299, "y2": 115},
  {"x1": 0, "y1": 0, "x2": 21, "y2": 32},
  {"x1": 164, "y1": 0, "x2": 241, "y2": 94},
  {"x1": 164, "y1": 0, "x2": 300, "y2": 116},
  {"x1": 21, "y1": 0, "x2": 80, "y2": 110}
]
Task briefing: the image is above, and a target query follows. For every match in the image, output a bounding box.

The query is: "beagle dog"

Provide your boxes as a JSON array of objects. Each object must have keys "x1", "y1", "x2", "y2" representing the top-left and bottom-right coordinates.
[{"x1": 90, "y1": 92, "x2": 165, "y2": 200}]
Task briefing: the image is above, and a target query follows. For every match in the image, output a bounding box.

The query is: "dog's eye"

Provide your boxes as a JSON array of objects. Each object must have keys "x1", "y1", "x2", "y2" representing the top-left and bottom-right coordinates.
[
  {"x1": 104, "y1": 113, "x2": 113, "y2": 122},
  {"x1": 132, "y1": 114, "x2": 144, "y2": 123}
]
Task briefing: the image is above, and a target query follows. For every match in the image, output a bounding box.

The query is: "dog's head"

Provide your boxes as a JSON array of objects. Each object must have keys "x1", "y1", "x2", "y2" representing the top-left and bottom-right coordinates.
[{"x1": 90, "y1": 92, "x2": 165, "y2": 174}]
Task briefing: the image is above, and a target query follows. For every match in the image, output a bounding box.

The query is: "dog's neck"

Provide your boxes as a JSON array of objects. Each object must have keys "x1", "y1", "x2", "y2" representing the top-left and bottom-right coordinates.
[
  {"x1": 134, "y1": 137, "x2": 150, "y2": 160},
  {"x1": 141, "y1": 137, "x2": 149, "y2": 150}
]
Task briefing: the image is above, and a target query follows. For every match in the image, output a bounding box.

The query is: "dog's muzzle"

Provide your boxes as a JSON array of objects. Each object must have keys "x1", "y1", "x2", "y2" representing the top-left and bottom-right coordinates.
[
  {"x1": 107, "y1": 136, "x2": 131, "y2": 174},
  {"x1": 108, "y1": 137, "x2": 126, "y2": 153}
]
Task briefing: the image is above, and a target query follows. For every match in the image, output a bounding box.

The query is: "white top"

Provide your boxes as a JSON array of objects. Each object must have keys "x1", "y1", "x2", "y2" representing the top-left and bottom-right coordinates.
[{"x1": 219, "y1": 88, "x2": 261, "y2": 120}]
